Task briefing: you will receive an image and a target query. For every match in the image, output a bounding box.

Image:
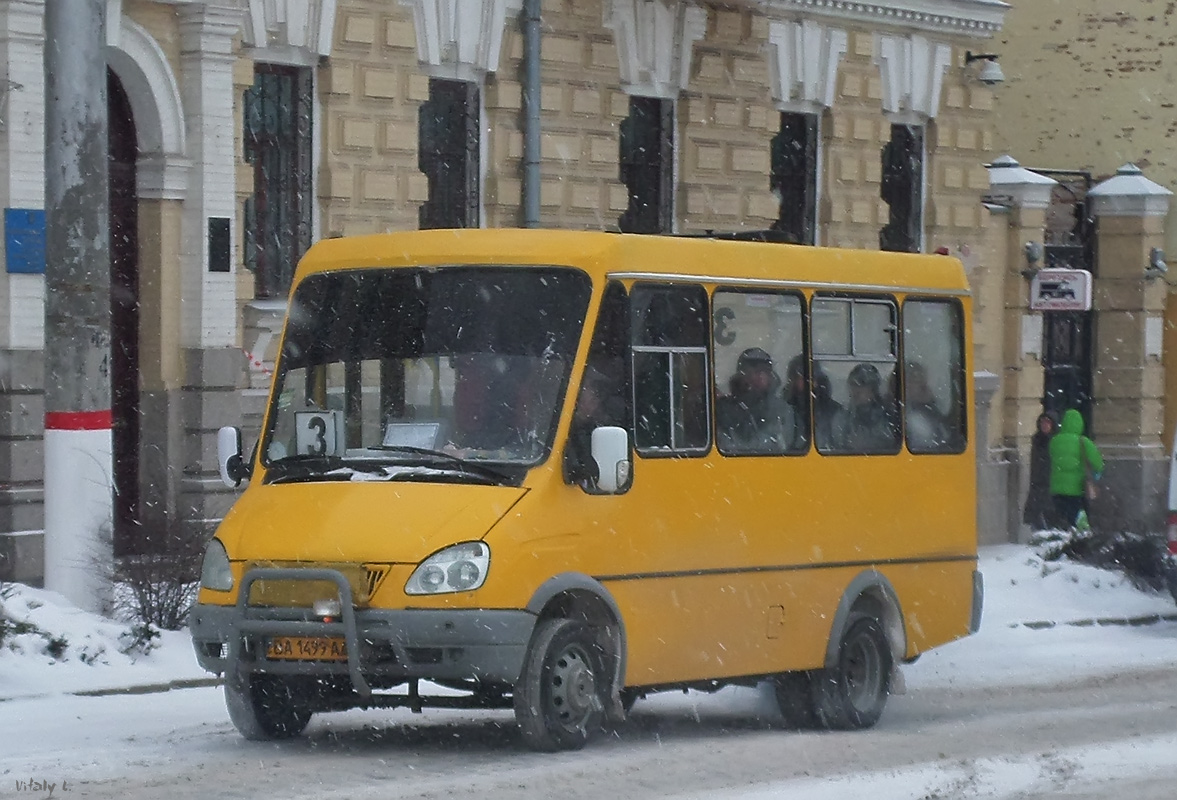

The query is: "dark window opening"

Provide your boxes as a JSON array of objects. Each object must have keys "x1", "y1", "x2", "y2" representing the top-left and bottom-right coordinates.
[
  {"x1": 879, "y1": 124, "x2": 923, "y2": 253},
  {"x1": 619, "y1": 96, "x2": 674, "y2": 234},
  {"x1": 770, "y1": 112, "x2": 818, "y2": 245},
  {"x1": 244, "y1": 64, "x2": 313, "y2": 299},
  {"x1": 419, "y1": 78, "x2": 480, "y2": 229}
]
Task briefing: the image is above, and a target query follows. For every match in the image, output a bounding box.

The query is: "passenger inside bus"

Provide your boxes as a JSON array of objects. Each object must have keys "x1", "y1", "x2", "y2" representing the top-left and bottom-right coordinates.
[
  {"x1": 717, "y1": 347, "x2": 795, "y2": 454},
  {"x1": 832, "y1": 362, "x2": 899, "y2": 452},
  {"x1": 903, "y1": 359, "x2": 952, "y2": 450}
]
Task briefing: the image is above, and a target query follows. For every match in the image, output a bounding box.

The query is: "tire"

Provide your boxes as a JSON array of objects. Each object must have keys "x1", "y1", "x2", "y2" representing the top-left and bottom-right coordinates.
[
  {"x1": 811, "y1": 616, "x2": 892, "y2": 731},
  {"x1": 225, "y1": 674, "x2": 313, "y2": 741},
  {"x1": 513, "y1": 618, "x2": 607, "y2": 752},
  {"x1": 772, "y1": 670, "x2": 819, "y2": 729}
]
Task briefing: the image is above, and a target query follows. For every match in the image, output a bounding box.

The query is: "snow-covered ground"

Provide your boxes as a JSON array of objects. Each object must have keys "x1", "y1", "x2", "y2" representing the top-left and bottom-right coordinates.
[{"x1": 2, "y1": 542, "x2": 1177, "y2": 798}]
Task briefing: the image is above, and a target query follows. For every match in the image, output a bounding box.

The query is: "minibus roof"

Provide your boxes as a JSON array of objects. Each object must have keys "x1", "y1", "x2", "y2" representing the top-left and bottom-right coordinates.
[{"x1": 293, "y1": 229, "x2": 970, "y2": 294}]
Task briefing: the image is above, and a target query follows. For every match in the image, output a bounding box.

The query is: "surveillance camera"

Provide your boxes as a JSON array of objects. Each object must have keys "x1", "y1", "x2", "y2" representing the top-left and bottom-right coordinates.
[
  {"x1": 1024, "y1": 241, "x2": 1042, "y2": 264},
  {"x1": 977, "y1": 59, "x2": 1005, "y2": 86},
  {"x1": 1150, "y1": 247, "x2": 1168, "y2": 273}
]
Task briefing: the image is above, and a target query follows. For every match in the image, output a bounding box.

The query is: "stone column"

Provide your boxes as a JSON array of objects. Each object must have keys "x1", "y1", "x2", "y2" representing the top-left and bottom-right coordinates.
[
  {"x1": 178, "y1": 4, "x2": 244, "y2": 542},
  {"x1": 986, "y1": 155, "x2": 1056, "y2": 542},
  {"x1": 1087, "y1": 163, "x2": 1172, "y2": 534}
]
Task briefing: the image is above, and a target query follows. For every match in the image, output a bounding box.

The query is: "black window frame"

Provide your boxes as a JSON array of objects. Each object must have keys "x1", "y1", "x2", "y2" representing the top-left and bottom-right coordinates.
[
  {"x1": 879, "y1": 123, "x2": 924, "y2": 254},
  {"x1": 243, "y1": 63, "x2": 314, "y2": 299},
  {"x1": 770, "y1": 112, "x2": 819, "y2": 246},
  {"x1": 418, "y1": 77, "x2": 481, "y2": 229},
  {"x1": 619, "y1": 96, "x2": 675, "y2": 234}
]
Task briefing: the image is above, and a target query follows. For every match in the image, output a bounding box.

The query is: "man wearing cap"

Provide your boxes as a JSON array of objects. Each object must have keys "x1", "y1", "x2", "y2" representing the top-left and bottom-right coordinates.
[{"x1": 716, "y1": 347, "x2": 796, "y2": 454}]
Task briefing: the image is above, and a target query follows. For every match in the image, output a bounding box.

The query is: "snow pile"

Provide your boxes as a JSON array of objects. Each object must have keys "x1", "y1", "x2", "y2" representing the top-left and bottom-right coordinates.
[{"x1": 0, "y1": 583, "x2": 207, "y2": 700}]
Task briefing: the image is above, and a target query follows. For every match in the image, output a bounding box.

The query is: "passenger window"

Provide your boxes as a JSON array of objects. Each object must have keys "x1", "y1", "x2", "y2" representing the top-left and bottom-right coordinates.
[
  {"x1": 631, "y1": 284, "x2": 710, "y2": 454},
  {"x1": 902, "y1": 299, "x2": 967, "y2": 453},
  {"x1": 811, "y1": 295, "x2": 900, "y2": 454},
  {"x1": 712, "y1": 290, "x2": 807, "y2": 455}
]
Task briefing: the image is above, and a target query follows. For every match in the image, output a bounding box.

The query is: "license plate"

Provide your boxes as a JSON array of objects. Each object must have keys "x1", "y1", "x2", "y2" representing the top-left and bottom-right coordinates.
[{"x1": 266, "y1": 636, "x2": 348, "y2": 661}]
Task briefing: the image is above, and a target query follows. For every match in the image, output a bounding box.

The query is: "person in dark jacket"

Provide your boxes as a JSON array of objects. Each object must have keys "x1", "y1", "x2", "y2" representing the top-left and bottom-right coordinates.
[
  {"x1": 717, "y1": 348, "x2": 795, "y2": 454},
  {"x1": 1049, "y1": 408, "x2": 1104, "y2": 529},
  {"x1": 1022, "y1": 410, "x2": 1059, "y2": 531},
  {"x1": 831, "y1": 363, "x2": 898, "y2": 452}
]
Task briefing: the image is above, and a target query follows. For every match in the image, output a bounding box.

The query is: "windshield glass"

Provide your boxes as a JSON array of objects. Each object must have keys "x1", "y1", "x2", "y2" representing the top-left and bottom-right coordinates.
[{"x1": 261, "y1": 266, "x2": 591, "y2": 478}]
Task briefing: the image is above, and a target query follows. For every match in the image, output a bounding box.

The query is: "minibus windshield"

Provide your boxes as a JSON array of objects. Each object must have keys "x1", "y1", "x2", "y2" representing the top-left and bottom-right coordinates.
[{"x1": 261, "y1": 265, "x2": 592, "y2": 480}]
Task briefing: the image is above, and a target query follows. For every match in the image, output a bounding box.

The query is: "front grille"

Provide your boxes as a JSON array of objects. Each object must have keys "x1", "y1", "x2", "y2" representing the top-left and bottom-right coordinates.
[{"x1": 246, "y1": 562, "x2": 392, "y2": 607}]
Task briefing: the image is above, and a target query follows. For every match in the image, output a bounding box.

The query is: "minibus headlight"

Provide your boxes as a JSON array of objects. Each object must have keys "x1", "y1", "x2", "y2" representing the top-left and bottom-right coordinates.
[
  {"x1": 406, "y1": 542, "x2": 489, "y2": 595},
  {"x1": 200, "y1": 539, "x2": 233, "y2": 592}
]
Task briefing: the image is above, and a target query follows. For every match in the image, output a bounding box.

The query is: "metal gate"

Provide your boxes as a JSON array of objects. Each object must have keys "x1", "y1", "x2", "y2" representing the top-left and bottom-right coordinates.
[{"x1": 1037, "y1": 172, "x2": 1095, "y2": 431}]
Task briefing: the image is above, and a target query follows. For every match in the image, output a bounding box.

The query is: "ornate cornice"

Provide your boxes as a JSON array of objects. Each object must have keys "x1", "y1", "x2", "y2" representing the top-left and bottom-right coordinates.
[
  {"x1": 244, "y1": 0, "x2": 337, "y2": 58},
  {"x1": 398, "y1": 0, "x2": 523, "y2": 81},
  {"x1": 604, "y1": 0, "x2": 706, "y2": 99},
  {"x1": 874, "y1": 32, "x2": 951, "y2": 122},
  {"x1": 756, "y1": 0, "x2": 1006, "y2": 38},
  {"x1": 766, "y1": 19, "x2": 847, "y2": 114}
]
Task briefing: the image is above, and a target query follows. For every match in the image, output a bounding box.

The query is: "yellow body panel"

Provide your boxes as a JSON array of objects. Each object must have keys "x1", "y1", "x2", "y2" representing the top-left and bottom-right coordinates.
[{"x1": 207, "y1": 229, "x2": 978, "y2": 689}]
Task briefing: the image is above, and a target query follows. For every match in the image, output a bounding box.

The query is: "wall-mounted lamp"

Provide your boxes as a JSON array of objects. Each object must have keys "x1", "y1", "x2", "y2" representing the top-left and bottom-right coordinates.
[
  {"x1": 1021, "y1": 241, "x2": 1043, "y2": 280},
  {"x1": 1146, "y1": 246, "x2": 1168, "y2": 280},
  {"x1": 0, "y1": 79, "x2": 21, "y2": 131},
  {"x1": 965, "y1": 51, "x2": 1005, "y2": 86}
]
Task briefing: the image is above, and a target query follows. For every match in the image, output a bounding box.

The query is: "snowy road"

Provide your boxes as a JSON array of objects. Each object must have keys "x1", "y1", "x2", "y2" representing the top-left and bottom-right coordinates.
[{"x1": 5, "y1": 660, "x2": 1177, "y2": 799}]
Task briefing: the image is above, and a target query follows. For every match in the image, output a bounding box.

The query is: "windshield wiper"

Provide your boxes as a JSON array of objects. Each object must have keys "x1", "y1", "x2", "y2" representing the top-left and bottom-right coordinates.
[{"x1": 367, "y1": 445, "x2": 514, "y2": 485}]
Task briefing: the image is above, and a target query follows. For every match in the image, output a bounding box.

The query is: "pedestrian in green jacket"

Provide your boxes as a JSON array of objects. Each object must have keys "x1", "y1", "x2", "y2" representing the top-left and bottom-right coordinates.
[{"x1": 1048, "y1": 408, "x2": 1104, "y2": 529}]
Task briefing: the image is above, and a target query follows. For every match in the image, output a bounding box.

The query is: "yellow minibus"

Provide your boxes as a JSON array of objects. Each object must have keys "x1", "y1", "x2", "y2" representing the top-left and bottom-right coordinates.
[{"x1": 190, "y1": 228, "x2": 981, "y2": 751}]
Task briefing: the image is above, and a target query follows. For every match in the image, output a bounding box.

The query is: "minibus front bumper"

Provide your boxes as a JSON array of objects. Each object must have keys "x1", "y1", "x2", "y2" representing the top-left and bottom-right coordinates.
[{"x1": 189, "y1": 568, "x2": 535, "y2": 697}]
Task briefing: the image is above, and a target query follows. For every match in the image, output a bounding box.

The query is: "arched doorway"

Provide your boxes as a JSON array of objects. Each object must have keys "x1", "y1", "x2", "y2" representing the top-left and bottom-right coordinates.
[{"x1": 109, "y1": 68, "x2": 140, "y2": 556}]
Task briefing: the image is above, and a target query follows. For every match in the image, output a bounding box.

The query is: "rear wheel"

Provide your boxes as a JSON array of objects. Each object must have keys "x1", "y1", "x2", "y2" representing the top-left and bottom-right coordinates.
[
  {"x1": 225, "y1": 674, "x2": 313, "y2": 740},
  {"x1": 514, "y1": 618, "x2": 606, "y2": 751},
  {"x1": 811, "y1": 616, "x2": 892, "y2": 730}
]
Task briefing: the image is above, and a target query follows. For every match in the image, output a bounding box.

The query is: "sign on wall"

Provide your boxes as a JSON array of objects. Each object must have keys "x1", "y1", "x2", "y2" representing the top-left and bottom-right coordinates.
[
  {"x1": 4, "y1": 208, "x2": 45, "y2": 275},
  {"x1": 1029, "y1": 268, "x2": 1093, "y2": 312}
]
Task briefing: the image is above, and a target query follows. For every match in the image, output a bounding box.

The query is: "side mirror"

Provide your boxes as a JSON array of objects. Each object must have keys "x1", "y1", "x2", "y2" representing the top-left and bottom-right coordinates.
[
  {"x1": 217, "y1": 426, "x2": 250, "y2": 488},
  {"x1": 591, "y1": 426, "x2": 630, "y2": 494}
]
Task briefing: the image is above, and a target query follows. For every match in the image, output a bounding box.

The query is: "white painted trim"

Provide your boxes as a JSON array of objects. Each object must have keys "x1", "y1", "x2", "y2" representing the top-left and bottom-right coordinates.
[
  {"x1": 604, "y1": 0, "x2": 707, "y2": 99},
  {"x1": 767, "y1": 19, "x2": 848, "y2": 114},
  {"x1": 43, "y1": 427, "x2": 113, "y2": 613},
  {"x1": 757, "y1": 0, "x2": 1007, "y2": 38},
  {"x1": 105, "y1": 0, "x2": 122, "y2": 48},
  {"x1": 244, "y1": 0, "x2": 337, "y2": 58},
  {"x1": 874, "y1": 32, "x2": 951, "y2": 122},
  {"x1": 398, "y1": 0, "x2": 523, "y2": 78},
  {"x1": 105, "y1": 18, "x2": 187, "y2": 157}
]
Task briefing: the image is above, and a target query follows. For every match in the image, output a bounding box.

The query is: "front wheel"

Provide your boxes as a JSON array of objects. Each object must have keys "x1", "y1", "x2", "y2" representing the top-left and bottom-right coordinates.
[
  {"x1": 811, "y1": 615, "x2": 892, "y2": 730},
  {"x1": 513, "y1": 618, "x2": 607, "y2": 752},
  {"x1": 225, "y1": 673, "x2": 313, "y2": 740}
]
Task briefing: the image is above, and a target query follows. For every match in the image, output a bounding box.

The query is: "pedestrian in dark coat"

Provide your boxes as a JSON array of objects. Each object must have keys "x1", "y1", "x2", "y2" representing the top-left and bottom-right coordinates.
[{"x1": 1022, "y1": 410, "x2": 1059, "y2": 531}]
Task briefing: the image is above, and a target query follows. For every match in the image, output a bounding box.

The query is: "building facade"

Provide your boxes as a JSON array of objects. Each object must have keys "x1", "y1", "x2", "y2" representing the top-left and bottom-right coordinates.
[
  {"x1": 0, "y1": 0, "x2": 1013, "y2": 585},
  {"x1": 983, "y1": 0, "x2": 1175, "y2": 539}
]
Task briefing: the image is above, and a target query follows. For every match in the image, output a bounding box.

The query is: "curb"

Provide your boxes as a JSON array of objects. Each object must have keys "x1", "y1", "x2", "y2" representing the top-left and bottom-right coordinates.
[
  {"x1": 70, "y1": 676, "x2": 223, "y2": 697},
  {"x1": 0, "y1": 676, "x2": 223, "y2": 704},
  {"x1": 1010, "y1": 613, "x2": 1177, "y2": 630}
]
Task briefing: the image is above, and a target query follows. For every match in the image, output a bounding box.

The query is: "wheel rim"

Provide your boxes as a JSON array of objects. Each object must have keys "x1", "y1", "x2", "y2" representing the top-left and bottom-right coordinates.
[
  {"x1": 844, "y1": 632, "x2": 884, "y2": 711},
  {"x1": 547, "y1": 642, "x2": 599, "y2": 730}
]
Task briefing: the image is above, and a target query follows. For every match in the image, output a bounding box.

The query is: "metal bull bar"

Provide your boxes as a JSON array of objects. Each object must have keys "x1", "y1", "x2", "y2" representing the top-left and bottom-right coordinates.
[{"x1": 229, "y1": 568, "x2": 372, "y2": 700}]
